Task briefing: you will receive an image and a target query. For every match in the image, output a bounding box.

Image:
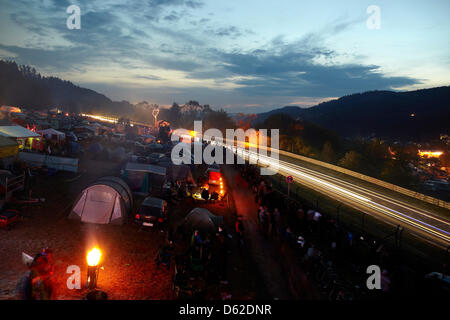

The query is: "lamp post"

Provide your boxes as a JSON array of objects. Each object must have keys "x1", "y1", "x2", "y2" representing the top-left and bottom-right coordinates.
[{"x1": 86, "y1": 247, "x2": 102, "y2": 289}]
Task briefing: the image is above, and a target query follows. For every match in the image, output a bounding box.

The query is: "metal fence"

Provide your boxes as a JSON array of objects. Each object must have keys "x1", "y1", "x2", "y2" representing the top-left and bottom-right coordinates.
[{"x1": 266, "y1": 172, "x2": 449, "y2": 269}]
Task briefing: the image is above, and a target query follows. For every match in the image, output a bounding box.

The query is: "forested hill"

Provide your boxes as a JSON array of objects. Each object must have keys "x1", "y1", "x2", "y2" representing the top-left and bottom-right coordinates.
[
  {"x1": 0, "y1": 60, "x2": 134, "y2": 116},
  {"x1": 257, "y1": 87, "x2": 450, "y2": 140}
]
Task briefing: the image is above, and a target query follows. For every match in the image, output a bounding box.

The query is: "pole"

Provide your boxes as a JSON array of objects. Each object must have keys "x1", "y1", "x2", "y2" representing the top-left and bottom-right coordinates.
[{"x1": 87, "y1": 265, "x2": 99, "y2": 289}]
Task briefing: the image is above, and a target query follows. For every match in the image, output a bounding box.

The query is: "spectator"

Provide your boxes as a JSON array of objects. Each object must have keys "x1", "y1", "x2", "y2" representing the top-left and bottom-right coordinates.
[
  {"x1": 201, "y1": 188, "x2": 210, "y2": 203},
  {"x1": 272, "y1": 208, "x2": 281, "y2": 237},
  {"x1": 266, "y1": 209, "x2": 273, "y2": 236},
  {"x1": 260, "y1": 206, "x2": 269, "y2": 235},
  {"x1": 235, "y1": 217, "x2": 245, "y2": 248},
  {"x1": 257, "y1": 206, "x2": 264, "y2": 226},
  {"x1": 191, "y1": 230, "x2": 203, "y2": 246}
]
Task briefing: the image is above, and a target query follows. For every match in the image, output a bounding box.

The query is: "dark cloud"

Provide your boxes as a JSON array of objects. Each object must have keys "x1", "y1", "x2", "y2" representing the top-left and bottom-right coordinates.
[
  {"x1": 219, "y1": 48, "x2": 419, "y2": 97},
  {"x1": 210, "y1": 26, "x2": 242, "y2": 38},
  {"x1": 0, "y1": 1, "x2": 421, "y2": 109},
  {"x1": 135, "y1": 75, "x2": 164, "y2": 80},
  {"x1": 164, "y1": 13, "x2": 180, "y2": 21}
]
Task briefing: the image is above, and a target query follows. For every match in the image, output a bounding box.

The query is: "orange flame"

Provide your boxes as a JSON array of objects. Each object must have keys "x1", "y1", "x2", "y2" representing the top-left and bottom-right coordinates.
[{"x1": 87, "y1": 248, "x2": 102, "y2": 266}]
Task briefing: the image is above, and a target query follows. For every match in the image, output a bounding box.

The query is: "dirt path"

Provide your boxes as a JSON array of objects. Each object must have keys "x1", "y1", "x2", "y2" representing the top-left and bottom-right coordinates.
[{"x1": 222, "y1": 165, "x2": 292, "y2": 299}]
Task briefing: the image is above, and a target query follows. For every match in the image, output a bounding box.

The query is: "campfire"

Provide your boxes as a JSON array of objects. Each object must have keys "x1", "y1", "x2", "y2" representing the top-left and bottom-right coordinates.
[
  {"x1": 87, "y1": 248, "x2": 101, "y2": 267},
  {"x1": 86, "y1": 247, "x2": 102, "y2": 289}
]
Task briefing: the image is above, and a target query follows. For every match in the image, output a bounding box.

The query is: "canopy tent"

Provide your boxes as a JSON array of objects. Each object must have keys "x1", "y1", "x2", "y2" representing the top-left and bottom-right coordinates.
[
  {"x1": 0, "y1": 125, "x2": 41, "y2": 151},
  {"x1": 37, "y1": 128, "x2": 65, "y2": 142},
  {"x1": 0, "y1": 125, "x2": 40, "y2": 139},
  {"x1": 69, "y1": 176, "x2": 133, "y2": 225},
  {"x1": 180, "y1": 208, "x2": 223, "y2": 236}
]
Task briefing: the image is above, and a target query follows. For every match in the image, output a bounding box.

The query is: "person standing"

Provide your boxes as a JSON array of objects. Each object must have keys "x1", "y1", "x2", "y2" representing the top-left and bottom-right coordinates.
[
  {"x1": 266, "y1": 209, "x2": 273, "y2": 237},
  {"x1": 272, "y1": 208, "x2": 281, "y2": 237}
]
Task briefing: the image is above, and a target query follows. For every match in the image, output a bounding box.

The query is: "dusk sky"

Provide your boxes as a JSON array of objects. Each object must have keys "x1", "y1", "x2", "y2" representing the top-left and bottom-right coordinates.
[{"x1": 0, "y1": 0, "x2": 449, "y2": 113}]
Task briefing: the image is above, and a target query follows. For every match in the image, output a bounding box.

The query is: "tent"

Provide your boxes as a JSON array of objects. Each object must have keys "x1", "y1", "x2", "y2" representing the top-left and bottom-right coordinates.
[
  {"x1": 180, "y1": 208, "x2": 223, "y2": 236},
  {"x1": 110, "y1": 147, "x2": 126, "y2": 161},
  {"x1": 69, "y1": 176, "x2": 133, "y2": 225},
  {"x1": 0, "y1": 125, "x2": 40, "y2": 139},
  {"x1": 70, "y1": 141, "x2": 81, "y2": 154},
  {"x1": 37, "y1": 128, "x2": 65, "y2": 142},
  {"x1": 88, "y1": 142, "x2": 104, "y2": 153},
  {"x1": 122, "y1": 162, "x2": 166, "y2": 194}
]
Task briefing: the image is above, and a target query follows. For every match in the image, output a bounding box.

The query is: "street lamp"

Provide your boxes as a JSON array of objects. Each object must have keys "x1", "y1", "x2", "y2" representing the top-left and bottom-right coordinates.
[{"x1": 86, "y1": 247, "x2": 102, "y2": 289}]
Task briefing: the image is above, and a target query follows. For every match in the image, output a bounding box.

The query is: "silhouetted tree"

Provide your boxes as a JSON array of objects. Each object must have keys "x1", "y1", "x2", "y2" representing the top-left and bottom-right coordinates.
[
  {"x1": 321, "y1": 141, "x2": 335, "y2": 163},
  {"x1": 338, "y1": 151, "x2": 362, "y2": 171}
]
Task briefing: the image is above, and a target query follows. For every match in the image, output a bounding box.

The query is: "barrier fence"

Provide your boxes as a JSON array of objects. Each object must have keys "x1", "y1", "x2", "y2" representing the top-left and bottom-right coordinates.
[
  {"x1": 266, "y1": 171, "x2": 449, "y2": 269},
  {"x1": 210, "y1": 136, "x2": 449, "y2": 210}
]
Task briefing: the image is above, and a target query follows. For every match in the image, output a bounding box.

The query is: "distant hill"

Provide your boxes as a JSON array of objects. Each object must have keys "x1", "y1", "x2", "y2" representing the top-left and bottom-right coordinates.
[
  {"x1": 257, "y1": 87, "x2": 450, "y2": 141},
  {"x1": 0, "y1": 60, "x2": 135, "y2": 116}
]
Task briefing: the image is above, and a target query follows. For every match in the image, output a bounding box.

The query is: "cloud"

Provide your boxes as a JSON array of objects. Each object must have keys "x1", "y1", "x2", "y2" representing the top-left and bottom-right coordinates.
[
  {"x1": 213, "y1": 29, "x2": 420, "y2": 97},
  {"x1": 135, "y1": 74, "x2": 165, "y2": 81},
  {"x1": 0, "y1": 2, "x2": 423, "y2": 111}
]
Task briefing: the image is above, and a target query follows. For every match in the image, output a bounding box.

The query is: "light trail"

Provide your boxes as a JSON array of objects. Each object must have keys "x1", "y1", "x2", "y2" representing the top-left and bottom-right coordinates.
[{"x1": 209, "y1": 139, "x2": 450, "y2": 247}]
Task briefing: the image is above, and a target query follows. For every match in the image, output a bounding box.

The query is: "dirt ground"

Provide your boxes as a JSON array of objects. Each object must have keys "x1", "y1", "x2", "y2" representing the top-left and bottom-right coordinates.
[
  {"x1": 0, "y1": 151, "x2": 267, "y2": 300},
  {"x1": 0, "y1": 156, "x2": 174, "y2": 300}
]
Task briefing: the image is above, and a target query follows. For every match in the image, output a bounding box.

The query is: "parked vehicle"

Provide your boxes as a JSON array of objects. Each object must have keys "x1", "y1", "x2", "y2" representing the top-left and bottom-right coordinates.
[
  {"x1": 0, "y1": 209, "x2": 19, "y2": 230},
  {"x1": 135, "y1": 197, "x2": 168, "y2": 228}
]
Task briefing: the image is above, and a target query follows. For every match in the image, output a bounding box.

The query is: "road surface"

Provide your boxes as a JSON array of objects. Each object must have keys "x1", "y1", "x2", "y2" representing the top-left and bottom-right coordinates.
[{"x1": 208, "y1": 140, "x2": 450, "y2": 249}]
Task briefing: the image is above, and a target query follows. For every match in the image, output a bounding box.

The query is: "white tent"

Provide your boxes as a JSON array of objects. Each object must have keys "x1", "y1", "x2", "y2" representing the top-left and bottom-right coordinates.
[
  {"x1": 38, "y1": 128, "x2": 65, "y2": 142},
  {"x1": 69, "y1": 177, "x2": 132, "y2": 225}
]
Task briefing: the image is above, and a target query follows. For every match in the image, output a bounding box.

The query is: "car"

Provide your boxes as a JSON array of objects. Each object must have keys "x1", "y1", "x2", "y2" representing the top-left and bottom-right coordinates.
[
  {"x1": 0, "y1": 209, "x2": 19, "y2": 230},
  {"x1": 205, "y1": 165, "x2": 222, "y2": 185},
  {"x1": 135, "y1": 197, "x2": 167, "y2": 228}
]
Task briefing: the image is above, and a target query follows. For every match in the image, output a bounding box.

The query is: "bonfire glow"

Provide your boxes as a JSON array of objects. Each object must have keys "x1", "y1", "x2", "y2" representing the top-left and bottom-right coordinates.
[{"x1": 87, "y1": 248, "x2": 102, "y2": 266}]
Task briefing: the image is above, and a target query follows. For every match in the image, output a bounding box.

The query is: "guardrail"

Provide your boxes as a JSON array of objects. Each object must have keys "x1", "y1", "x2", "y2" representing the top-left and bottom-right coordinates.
[
  {"x1": 276, "y1": 148, "x2": 450, "y2": 210},
  {"x1": 203, "y1": 136, "x2": 450, "y2": 211}
]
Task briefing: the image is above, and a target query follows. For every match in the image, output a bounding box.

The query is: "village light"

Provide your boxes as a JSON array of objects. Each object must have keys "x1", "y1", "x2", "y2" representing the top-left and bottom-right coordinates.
[{"x1": 86, "y1": 247, "x2": 102, "y2": 289}]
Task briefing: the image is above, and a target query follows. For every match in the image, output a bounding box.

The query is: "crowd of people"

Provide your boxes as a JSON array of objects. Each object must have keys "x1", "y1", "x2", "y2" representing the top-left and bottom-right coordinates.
[
  {"x1": 168, "y1": 225, "x2": 232, "y2": 299},
  {"x1": 237, "y1": 164, "x2": 405, "y2": 299}
]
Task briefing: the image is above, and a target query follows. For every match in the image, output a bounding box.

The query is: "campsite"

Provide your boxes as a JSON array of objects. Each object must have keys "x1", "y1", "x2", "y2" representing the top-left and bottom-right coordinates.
[{"x1": 0, "y1": 119, "x2": 264, "y2": 300}]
